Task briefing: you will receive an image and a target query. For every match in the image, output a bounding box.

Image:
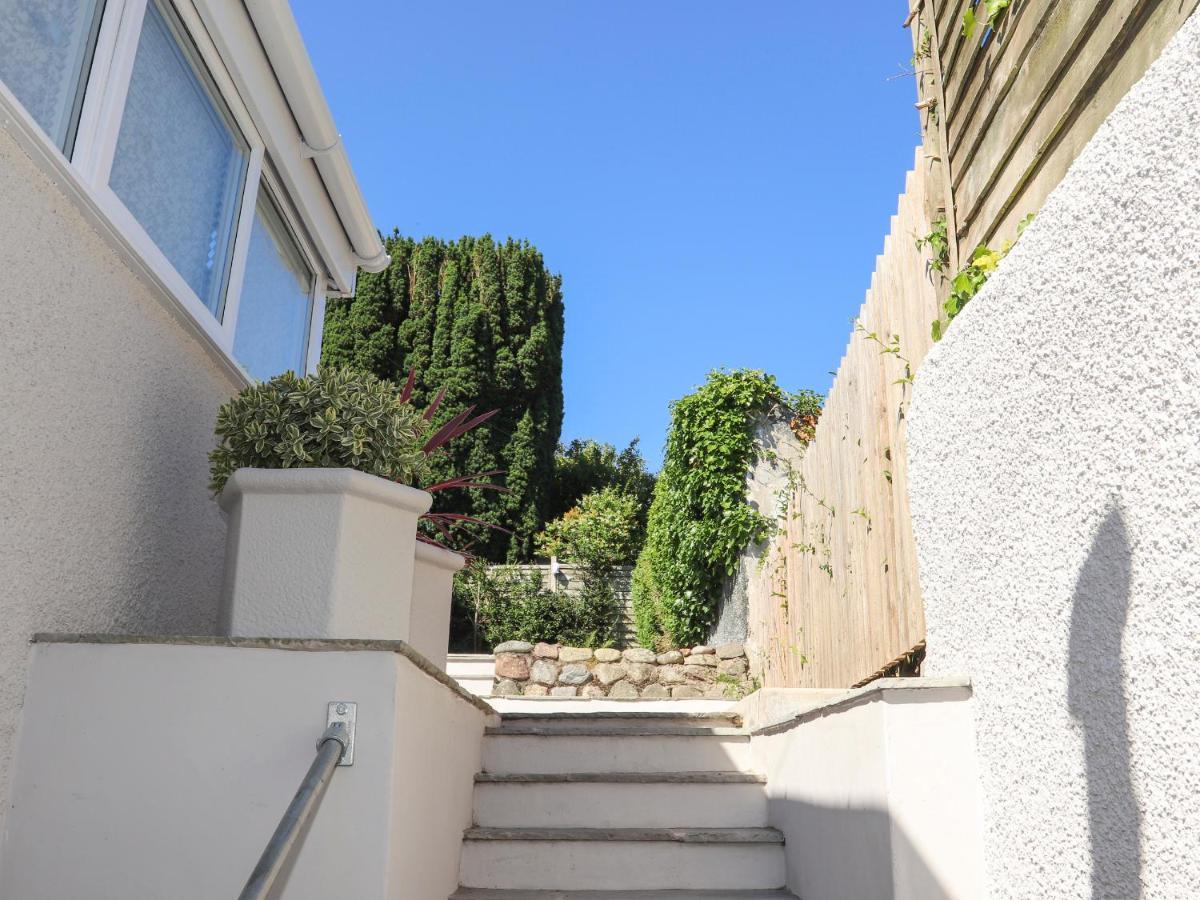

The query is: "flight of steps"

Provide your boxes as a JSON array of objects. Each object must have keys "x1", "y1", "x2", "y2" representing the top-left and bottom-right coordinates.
[{"x1": 451, "y1": 710, "x2": 795, "y2": 899}]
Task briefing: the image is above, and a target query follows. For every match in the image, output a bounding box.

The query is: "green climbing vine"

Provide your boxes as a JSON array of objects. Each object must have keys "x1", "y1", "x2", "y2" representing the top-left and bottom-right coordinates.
[
  {"x1": 631, "y1": 369, "x2": 821, "y2": 649},
  {"x1": 929, "y1": 212, "x2": 1034, "y2": 341},
  {"x1": 963, "y1": 0, "x2": 1011, "y2": 41}
]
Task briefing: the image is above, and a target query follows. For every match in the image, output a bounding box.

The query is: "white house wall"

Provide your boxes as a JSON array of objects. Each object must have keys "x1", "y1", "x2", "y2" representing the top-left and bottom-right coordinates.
[
  {"x1": 907, "y1": 10, "x2": 1200, "y2": 898},
  {"x1": 0, "y1": 125, "x2": 236, "y2": 825}
]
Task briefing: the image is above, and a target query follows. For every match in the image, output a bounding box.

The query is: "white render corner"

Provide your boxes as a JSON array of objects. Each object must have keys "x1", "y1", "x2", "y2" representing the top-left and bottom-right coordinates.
[
  {"x1": 218, "y1": 468, "x2": 433, "y2": 642},
  {"x1": 410, "y1": 540, "x2": 467, "y2": 670},
  {"x1": 0, "y1": 636, "x2": 493, "y2": 899}
]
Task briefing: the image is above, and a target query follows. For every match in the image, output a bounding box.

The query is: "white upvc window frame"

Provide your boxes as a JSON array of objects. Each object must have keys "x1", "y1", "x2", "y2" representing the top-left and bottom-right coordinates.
[
  {"x1": 240, "y1": 168, "x2": 327, "y2": 379},
  {"x1": 0, "y1": 0, "x2": 330, "y2": 385}
]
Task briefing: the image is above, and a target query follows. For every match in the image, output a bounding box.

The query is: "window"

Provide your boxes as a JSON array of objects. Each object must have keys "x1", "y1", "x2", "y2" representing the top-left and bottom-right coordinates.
[
  {"x1": 108, "y1": 0, "x2": 247, "y2": 318},
  {"x1": 0, "y1": 0, "x2": 339, "y2": 383},
  {"x1": 0, "y1": 0, "x2": 105, "y2": 153},
  {"x1": 233, "y1": 190, "x2": 316, "y2": 381}
]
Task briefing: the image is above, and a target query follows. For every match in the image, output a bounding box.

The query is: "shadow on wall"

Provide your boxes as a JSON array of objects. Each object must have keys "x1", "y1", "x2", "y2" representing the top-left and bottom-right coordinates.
[
  {"x1": 1067, "y1": 500, "x2": 1141, "y2": 899},
  {"x1": 769, "y1": 798, "x2": 956, "y2": 900}
]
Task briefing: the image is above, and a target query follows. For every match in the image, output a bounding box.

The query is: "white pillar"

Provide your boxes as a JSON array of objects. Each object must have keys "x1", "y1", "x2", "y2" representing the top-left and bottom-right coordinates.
[{"x1": 410, "y1": 541, "x2": 467, "y2": 669}]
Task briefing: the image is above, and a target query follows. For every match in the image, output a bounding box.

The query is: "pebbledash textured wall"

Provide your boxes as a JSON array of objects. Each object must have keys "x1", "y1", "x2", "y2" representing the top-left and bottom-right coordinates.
[
  {"x1": 907, "y1": 12, "x2": 1200, "y2": 899},
  {"x1": 0, "y1": 127, "x2": 235, "y2": 825}
]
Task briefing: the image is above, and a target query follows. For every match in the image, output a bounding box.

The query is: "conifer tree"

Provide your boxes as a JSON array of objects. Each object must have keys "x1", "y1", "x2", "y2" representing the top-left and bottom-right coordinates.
[{"x1": 322, "y1": 234, "x2": 564, "y2": 561}]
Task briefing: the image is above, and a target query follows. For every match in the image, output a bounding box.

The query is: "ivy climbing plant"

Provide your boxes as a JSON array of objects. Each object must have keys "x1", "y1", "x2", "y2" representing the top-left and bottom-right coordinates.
[
  {"x1": 631, "y1": 369, "x2": 821, "y2": 649},
  {"x1": 930, "y1": 213, "x2": 1034, "y2": 340},
  {"x1": 963, "y1": 0, "x2": 1011, "y2": 41}
]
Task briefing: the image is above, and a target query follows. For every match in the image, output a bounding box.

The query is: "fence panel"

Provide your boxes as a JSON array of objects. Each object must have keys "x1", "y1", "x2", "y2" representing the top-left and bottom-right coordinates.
[{"x1": 750, "y1": 155, "x2": 937, "y2": 688}]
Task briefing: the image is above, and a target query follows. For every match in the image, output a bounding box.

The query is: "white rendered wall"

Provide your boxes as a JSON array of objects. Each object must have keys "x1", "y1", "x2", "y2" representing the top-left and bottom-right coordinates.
[
  {"x1": 906, "y1": 12, "x2": 1200, "y2": 899},
  {"x1": 750, "y1": 681, "x2": 984, "y2": 900},
  {"x1": 0, "y1": 639, "x2": 491, "y2": 899},
  {"x1": 0, "y1": 127, "x2": 236, "y2": 826}
]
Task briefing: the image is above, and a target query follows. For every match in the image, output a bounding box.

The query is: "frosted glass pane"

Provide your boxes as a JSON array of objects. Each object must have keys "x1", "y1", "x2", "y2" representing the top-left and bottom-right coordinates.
[
  {"x1": 0, "y1": 0, "x2": 104, "y2": 150},
  {"x1": 109, "y1": 0, "x2": 246, "y2": 317},
  {"x1": 233, "y1": 194, "x2": 314, "y2": 381}
]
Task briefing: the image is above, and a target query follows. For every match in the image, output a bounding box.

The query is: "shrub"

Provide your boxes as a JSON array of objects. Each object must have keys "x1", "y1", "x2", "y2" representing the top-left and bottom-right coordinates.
[
  {"x1": 208, "y1": 367, "x2": 431, "y2": 493},
  {"x1": 536, "y1": 487, "x2": 642, "y2": 572},
  {"x1": 452, "y1": 562, "x2": 618, "y2": 649},
  {"x1": 547, "y1": 438, "x2": 656, "y2": 543}
]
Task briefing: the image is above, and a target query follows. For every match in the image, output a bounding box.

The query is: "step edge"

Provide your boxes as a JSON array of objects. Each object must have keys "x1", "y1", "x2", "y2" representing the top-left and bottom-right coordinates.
[
  {"x1": 462, "y1": 827, "x2": 785, "y2": 844},
  {"x1": 474, "y1": 772, "x2": 765, "y2": 784},
  {"x1": 485, "y1": 726, "x2": 748, "y2": 737},
  {"x1": 450, "y1": 891, "x2": 797, "y2": 899}
]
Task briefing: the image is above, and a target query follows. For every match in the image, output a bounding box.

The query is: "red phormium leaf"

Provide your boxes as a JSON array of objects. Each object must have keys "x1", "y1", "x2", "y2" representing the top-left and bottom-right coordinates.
[
  {"x1": 422, "y1": 406, "x2": 475, "y2": 453},
  {"x1": 423, "y1": 511, "x2": 513, "y2": 534},
  {"x1": 424, "y1": 470, "x2": 509, "y2": 493},
  {"x1": 399, "y1": 368, "x2": 417, "y2": 404},
  {"x1": 423, "y1": 387, "x2": 447, "y2": 422}
]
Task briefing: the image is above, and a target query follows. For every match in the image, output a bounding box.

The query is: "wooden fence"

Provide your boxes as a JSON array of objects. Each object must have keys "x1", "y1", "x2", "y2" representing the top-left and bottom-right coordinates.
[
  {"x1": 749, "y1": 1, "x2": 1199, "y2": 690},
  {"x1": 913, "y1": 0, "x2": 1198, "y2": 274},
  {"x1": 749, "y1": 156, "x2": 939, "y2": 689}
]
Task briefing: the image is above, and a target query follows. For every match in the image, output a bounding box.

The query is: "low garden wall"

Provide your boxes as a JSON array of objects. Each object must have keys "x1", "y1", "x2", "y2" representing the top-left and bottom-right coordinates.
[{"x1": 492, "y1": 641, "x2": 754, "y2": 699}]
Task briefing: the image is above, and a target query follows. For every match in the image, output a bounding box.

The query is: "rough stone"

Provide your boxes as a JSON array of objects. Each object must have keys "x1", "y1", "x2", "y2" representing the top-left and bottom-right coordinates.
[
  {"x1": 532, "y1": 642, "x2": 560, "y2": 659},
  {"x1": 671, "y1": 685, "x2": 703, "y2": 699},
  {"x1": 592, "y1": 662, "x2": 628, "y2": 686},
  {"x1": 559, "y1": 647, "x2": 593, "y2": 663},
  {"x1": 530, "y1": 658, "x2": 559, "y2": 686},
  {"x1": 684, "y1": 665, "x2": 717, "y2": 684},
  {"x1": 493, "y1": 678, "x2": 522, "y2": 696},
  {"x1": 657, "y1": 665, "x2": 687, "y2": 685},
  {"x1": 622, "y1": 648, "x2": 657, "y2": 664},
  {"x1": 522, "y1": 684, "x2": 549, "y2": 697},
  {"x1": 680, "y1": 648, "x2": 691, "y2": 656},
  {"x1": 494, "y1": 641, "x2": 534, "y2": 654},
  {"x1": 550, "y1": 686, "x2": 577, "y2": 697},
  {"x1": 624, "y1": 662, "x2": 655, "y2": 685},
  {"x1": 691, "y1": 645, "x2": 714, "y2": 655},
  {"x1": 656, "y1": 650, "x2": 684, "y2": 665},
  {"x1": 684, "y1": 653, "x2": 717, "y2": 667},
  {"x1": 641, "y1": 683, "x2": 670, "y2": 699},
  {"x1": 594, "y1": 648, "x2": 622, "y2": 663},
  {"x1": 580, "y1": 685, "x2": 607, "y2": 699},
  {"x1": 718, "y1": 658, "x2": 749, "y2": 676},
  {"x1": 716, "y1": 642, "x2": 745, "y2": 659},
  {"x1": 705, "y1": 684, "x2": 731, "y2": 699},
  {"x1": 495, "y1": 652, "x2": 530, "y2": 680},
  {"x1": 608, "y1": 680, "x2": 640, "y2": 699},
  {"x1": 558, "y1": 663, "x2": 592, "y2": 686}
]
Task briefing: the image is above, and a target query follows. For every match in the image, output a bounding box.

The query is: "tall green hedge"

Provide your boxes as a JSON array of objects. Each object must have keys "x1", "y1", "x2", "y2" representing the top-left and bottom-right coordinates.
[{"x1": 322, "y1": 234, "x2": 564, "y2": 560}]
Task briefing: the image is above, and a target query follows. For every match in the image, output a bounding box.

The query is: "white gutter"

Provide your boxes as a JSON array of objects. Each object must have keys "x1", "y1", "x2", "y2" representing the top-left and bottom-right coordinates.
[{"x1": 243, "y1": 0, "x2": 390, "y2": 273}]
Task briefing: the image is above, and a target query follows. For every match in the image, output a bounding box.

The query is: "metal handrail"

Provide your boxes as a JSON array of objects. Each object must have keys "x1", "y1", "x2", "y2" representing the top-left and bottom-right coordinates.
[{"x1": 239, "y1": 721, "x2": 349, "y2": 900}]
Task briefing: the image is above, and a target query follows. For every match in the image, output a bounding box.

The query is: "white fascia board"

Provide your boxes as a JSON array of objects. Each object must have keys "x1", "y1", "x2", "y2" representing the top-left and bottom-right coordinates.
[{"x1": 191, "y1": 0, "x2": 385, "y2": 294}]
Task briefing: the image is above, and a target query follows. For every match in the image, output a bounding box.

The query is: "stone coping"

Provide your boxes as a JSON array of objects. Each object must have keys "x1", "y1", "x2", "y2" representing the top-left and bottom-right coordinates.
[
  {"x1": 415, "y1": 540, "x2": 468, "y2": 571},
  {"x1": 747, "y1": 676, "x2": 973, "y2": 737},
  {"x1": 31, "y1": 633, "x2": 496, "y2": 718}
]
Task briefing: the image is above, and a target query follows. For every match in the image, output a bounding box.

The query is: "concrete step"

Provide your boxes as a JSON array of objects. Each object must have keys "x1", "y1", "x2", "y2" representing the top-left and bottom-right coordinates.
[
  {"x1": 447, "y1": 654, "x2": 495, "y2": 697},
  {"x1": 451, "y1": 891, "x2": 799, "y2": 899},
  {"x1": 473, "y1": 773, "x2": 768, "y2": 828},
  {"x1": 481, "y1": 731, "x2": 752, "y2": 775},
  {"x1": 458, "y1": 828, "x2": 787, "y2": 892},
  {"x1": 497, "y1": 711, "x2": 742, "y2": 730}
]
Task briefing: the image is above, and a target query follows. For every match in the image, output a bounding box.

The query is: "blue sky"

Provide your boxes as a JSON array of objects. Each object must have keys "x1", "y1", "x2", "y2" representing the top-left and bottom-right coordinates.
[{"x1": 293, "y1": 2, "x2": 920, "y2": 470}]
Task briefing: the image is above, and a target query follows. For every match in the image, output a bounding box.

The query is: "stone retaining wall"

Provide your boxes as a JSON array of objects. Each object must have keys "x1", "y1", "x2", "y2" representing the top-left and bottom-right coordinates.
[{"x1": 491, "y1": 641, "x2": 754, "y2": 699}]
